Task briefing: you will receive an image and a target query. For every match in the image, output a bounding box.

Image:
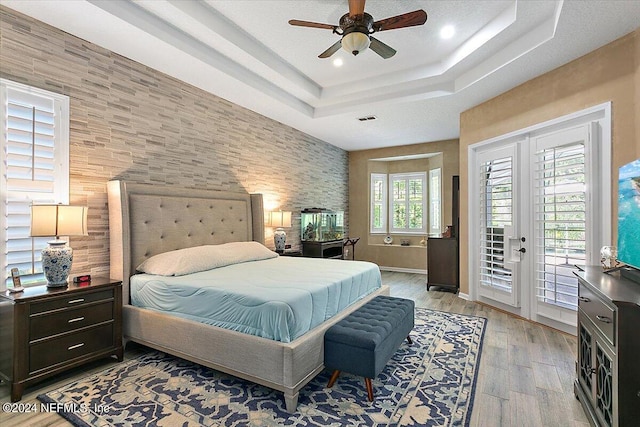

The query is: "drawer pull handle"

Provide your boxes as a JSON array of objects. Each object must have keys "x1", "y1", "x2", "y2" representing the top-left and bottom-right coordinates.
[
  {"x1": 68, "y1": 298, "x2": 85, "y2": 304},
  {"x1": 578, "y1": 296, "x2": 590, "y2": 302},
  {"x1": 596, "y1": 315, "x2": 612, "y2": 324},
  {"x1": 68, "y1": 317, "x2": 85, "y2": 323},
  {"x1": 68, "y1": 343, "x2": 85, "y2": 351}
]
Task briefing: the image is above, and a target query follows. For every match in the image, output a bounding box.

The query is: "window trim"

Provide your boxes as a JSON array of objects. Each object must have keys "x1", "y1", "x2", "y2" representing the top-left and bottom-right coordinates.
[
  {"x1": 429, "y1": 168, "x2": 442, "y2": 234},
  {"x1": 1, "y1": 78, "x2": 70, "y2": 285},
  {"x1": 389, "y1": 172, "x2": 427, "y2": 234},
  {"x1": 370, "y1": 173, "x2": 387, "y2": 234}
]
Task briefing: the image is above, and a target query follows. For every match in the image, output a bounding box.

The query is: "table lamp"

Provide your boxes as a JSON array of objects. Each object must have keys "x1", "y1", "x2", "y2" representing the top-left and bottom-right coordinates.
[
  {"x1": 30, "y1": 204, "x2": 88, "y2": 287},
  {"x1": 267, "y1": 211, "x2": 292, "y2": 253}
]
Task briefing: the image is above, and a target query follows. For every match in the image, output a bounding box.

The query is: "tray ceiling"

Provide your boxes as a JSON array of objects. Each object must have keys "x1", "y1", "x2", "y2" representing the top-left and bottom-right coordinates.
[{"x1": 3, "y1": 0, "x2": 639, "y2": 150}]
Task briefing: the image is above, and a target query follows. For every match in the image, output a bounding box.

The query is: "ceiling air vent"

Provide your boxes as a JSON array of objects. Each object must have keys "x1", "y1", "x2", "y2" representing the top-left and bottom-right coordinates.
[{"x1": 357, "y1": 115, "x2": 377, "y2": 122}]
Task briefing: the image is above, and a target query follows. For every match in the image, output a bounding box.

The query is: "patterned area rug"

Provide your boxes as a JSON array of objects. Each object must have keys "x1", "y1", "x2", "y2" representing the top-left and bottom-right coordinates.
[{"x1": 38, "y1": 308, "x2": 486, "y2": 426}]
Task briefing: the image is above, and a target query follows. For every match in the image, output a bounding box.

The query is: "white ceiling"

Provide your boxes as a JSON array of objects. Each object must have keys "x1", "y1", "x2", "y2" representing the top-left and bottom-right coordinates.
[{"x1": 3, "y1": 0, "x2": 640, "y2": 151}]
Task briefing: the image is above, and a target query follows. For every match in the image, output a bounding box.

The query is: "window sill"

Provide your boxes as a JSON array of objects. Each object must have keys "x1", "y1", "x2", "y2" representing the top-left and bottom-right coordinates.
[{"x1": 370, "y1": 243, "x2": 426, "y2": 248}]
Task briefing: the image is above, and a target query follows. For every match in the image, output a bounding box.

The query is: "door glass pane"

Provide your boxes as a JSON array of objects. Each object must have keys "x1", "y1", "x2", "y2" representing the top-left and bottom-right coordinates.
[
  {"x1": 534, "y1": 143, "x2": 585, "y2": 310},
  {"x1": 479, "y1": 156, "x2": 513, "y2": 293}
]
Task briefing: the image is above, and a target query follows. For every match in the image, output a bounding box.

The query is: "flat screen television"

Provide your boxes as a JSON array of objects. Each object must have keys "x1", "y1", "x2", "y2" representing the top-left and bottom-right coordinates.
[{"x1": 617, "y1": 158, "x2": 640, "y2": 275}]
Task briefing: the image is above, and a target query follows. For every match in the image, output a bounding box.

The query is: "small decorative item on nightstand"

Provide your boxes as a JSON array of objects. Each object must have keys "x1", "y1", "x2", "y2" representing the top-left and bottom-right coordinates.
[
  {"x1": 30, "y1": 204, "x2": 88, "y2": 287},
  {"x1": 267, "y1": 211, "x2": 292, "y2": 253}
]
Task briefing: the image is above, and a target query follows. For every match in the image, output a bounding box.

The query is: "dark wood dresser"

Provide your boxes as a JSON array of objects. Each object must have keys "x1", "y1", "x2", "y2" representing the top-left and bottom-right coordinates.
[
  {"x1": 574, "y1": 266, "x2": 640, "y2": 427},
  {"x1": 426, "y1": 237, "x2": 459, "y2": 292},
  {"x1": 0, "y1": 277, "x2": 123, "y2": 402}
]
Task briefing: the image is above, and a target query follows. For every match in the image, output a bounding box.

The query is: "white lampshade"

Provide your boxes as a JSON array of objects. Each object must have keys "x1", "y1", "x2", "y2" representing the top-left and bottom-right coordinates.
[
  {"x1": 31, "y1": 204, "x2": 88, "y2": 238},
  {"x1": 342, "y1": 32, "x2": 370, "y2": 56},
  {"x1": 30, "y1": 204, "x2": 88, "y2": 287},
  {"x1": 266, "y1": 211, "x2": 292, "y2": 228}
]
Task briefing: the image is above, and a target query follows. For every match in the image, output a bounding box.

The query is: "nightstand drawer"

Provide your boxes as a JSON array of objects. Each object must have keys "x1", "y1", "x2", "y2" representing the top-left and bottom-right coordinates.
[
  {"x1": 30, "y1": 289, "x2": 114, "y2": 314},
  {"x1": 29, "y1": 323, "x2": 114, "y2": 373},
  {"x1": 30, "y1": 301, "x2": 114, "y2": 340}
]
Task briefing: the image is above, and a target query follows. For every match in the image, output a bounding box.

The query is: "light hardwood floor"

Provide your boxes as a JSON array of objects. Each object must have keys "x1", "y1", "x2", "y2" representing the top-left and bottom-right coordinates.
[{"x1": 0, "y1": 271, "x2": 588, "y2": 426}]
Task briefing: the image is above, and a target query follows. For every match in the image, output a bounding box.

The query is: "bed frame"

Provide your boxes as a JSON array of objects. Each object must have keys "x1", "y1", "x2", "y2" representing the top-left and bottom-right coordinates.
[{"x1": 107, "y1": 180, "x2": 388, "y2": 412}]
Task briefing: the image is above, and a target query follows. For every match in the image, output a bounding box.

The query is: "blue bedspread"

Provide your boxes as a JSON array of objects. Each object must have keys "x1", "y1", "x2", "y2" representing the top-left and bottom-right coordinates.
[{"x1": 130, "y1": 256, "x2": 382, "y2": 342}]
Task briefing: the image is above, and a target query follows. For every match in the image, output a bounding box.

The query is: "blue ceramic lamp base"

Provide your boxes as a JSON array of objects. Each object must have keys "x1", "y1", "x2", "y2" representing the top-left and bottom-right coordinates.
[
  {"x1": 42, "y1": 240, "x2": 73, "y2": 287},
  {"x1": 274, "y1": 228, "x2": 287, "y2": 253}
]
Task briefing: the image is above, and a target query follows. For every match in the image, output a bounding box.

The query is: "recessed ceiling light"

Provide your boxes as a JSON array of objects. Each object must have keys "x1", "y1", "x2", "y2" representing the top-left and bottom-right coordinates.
[
  {"x1": 440, "y1": 25, "x2": 455, "y2": 39},
  {"x1": 333, "y1": 58, "x2": 343, "y2": 67}
]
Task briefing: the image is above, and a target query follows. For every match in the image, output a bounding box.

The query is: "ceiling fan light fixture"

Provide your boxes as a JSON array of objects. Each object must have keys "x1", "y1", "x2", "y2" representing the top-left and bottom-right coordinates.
[{"x1": 342, "y1": 31, "x2": 370, "y2": 56}]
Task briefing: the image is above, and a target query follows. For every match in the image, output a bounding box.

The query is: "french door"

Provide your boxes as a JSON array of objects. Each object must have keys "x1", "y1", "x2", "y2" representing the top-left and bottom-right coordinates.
[{"x1": 470, "y1": 105, "x2": 610, "y2": 333}]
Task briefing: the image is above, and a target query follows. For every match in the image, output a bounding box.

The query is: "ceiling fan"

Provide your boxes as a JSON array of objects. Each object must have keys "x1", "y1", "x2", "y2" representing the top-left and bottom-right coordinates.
[{"x1": 289, "y1": 0, "x2": 427, "y2": 59}]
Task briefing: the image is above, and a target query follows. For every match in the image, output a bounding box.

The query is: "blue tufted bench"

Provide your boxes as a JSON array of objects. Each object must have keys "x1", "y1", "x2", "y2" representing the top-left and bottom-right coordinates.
[{"x1": 324, "y1": 295, "x2": 414, "y2": 401}]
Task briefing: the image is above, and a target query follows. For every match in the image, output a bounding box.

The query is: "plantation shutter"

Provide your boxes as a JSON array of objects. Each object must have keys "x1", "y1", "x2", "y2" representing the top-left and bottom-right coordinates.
[
  {"x1": 1, "y1": 79, "x2": 69, "y2": 286},
  {"x1": 370, "y1": 173, "x2": 387, "y2": 233},
  {"x1": 479, "y1": 155, "x2": 514, "y2": 294},
  {"x1": 429, "y1": 168, "x2": 441, "y2": 234},
  {"x1": 534, "y1": 142, "x2": 586, "y2": 310},
  {"x1": 389, "y1": 172, "x2": 427, "y2": 234}
]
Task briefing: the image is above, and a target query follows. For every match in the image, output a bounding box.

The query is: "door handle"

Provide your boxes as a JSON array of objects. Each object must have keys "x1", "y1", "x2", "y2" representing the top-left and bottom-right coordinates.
[{"x1": 518, "y1": 247, "x2": 526, "y2": 254}]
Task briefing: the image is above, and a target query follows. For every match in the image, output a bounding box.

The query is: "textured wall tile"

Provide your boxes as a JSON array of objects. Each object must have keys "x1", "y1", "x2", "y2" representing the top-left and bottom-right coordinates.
[{"x1": 0, "y1": 6, "x2": 348, "y2": 276}]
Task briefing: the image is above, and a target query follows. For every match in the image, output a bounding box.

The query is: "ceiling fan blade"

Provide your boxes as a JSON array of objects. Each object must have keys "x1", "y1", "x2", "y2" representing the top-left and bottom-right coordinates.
[
  {"x1": 373, "y1": 9, "x2": 427, "y2": 32},
  {"x1": 319, "y1": 40, "x2": 343, "y2": 58},
  {"x1": 369, "y1": 36, "x2": 396, "y2": 59},
  {"x1": 348, "y1": 0, "x2": 366, "y2": 18},
  {"x1": 289, "y1": 19, "x2": 337, "y2": 31}
]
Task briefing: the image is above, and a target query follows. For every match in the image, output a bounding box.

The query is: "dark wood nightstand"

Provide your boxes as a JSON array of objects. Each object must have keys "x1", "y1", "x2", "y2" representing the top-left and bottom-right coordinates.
[
  {"x1": 0, "y1": 277, "x2": 123, "y2": 402},
  {"x1": 278, "y1": 250, "x2": 303, "y2": 257}
]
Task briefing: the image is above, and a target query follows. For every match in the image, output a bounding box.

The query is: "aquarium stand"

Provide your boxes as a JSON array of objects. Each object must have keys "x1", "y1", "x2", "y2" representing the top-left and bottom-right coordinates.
[{"x1": 302, "y1": 240, "x2": 343, "y2": 259}]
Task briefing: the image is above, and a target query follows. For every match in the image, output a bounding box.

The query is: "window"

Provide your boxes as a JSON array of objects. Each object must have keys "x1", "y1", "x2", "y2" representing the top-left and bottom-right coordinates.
[
  {"x1": 389, "y1": 172, "x2": 427, "y2": 234},
  {"x1": 429, "y1": 168, "x2": 441, "y2": 234},
  {"x1": 370, "y1": 173, "x2": 387, "y2": 233},
  {"x1": 1, "y1": 79, "x2": 70, "y2": 286},
  {"x1": 370, "y1": 172, "x2": 428, "y2": 235}
]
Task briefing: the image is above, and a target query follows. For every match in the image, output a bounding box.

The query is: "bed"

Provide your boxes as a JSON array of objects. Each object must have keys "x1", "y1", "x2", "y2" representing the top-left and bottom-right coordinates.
[{"x1": 107, "y1": 180, "x2": 389, "y2": 412}]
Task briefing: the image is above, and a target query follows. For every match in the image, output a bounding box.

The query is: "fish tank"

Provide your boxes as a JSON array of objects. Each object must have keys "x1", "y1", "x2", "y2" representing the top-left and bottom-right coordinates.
[{"x1": 301, "y1": 208, "x2": 344, "y2": 242}]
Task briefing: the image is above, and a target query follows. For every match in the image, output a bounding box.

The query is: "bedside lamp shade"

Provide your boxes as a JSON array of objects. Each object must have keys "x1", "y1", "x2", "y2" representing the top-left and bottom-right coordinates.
[
  {"x1": 31, "y1": 204, "x2": 88, "y2": 287},
  {"x1": 267, "y1": 211, "x2": 292, "y2": 228},
  {"x1": 267, "y1": 211, "x2": 292, "y2": 253}
]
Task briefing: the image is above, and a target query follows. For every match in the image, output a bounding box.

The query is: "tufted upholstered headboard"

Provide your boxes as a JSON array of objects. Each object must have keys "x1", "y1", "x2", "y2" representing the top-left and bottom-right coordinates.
[{"x1": 107, "y1": 180, "x2": 265, "y2": 304}]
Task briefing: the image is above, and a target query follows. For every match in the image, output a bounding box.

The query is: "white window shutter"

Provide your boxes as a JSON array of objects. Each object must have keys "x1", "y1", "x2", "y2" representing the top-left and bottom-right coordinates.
[{"x1": 1, "y1": 79, "x2": 70, "y2": 286}]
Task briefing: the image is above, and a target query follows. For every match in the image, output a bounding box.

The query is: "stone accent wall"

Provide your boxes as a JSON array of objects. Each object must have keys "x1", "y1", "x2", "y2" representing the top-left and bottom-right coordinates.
[{"x1": 0, "y1": 6, "x2": 348, "y2": 276}]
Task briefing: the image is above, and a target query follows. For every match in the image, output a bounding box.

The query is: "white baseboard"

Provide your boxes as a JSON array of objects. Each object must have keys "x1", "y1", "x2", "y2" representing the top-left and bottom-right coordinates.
[
  {"x1": 379, "y1": 266, "x2": 427, "y2": 275},
  {"x1": 457, "y1": 292, "x2": 470, "y2": 300}
]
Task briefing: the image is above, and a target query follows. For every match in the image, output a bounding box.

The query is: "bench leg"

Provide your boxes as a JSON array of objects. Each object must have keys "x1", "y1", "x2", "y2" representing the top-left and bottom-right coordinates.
[
  {"x1": 327, "y1": 370, "x2": 341, "y2": 388},
  {"x1": 365, "y1": 378, "x2": 374, "y2": 401},
  {"x1": 407, "y1": 335, "x2": 413, "y2": 345}
]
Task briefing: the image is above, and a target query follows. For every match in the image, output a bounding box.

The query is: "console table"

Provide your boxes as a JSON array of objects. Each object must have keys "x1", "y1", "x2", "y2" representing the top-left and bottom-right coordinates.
[{"x1": 574, "y1": 266, "x2": 640, "y2": 426}]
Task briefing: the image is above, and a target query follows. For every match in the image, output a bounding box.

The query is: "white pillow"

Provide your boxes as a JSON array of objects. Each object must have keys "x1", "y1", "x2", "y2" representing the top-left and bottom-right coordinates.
[{"x1": 136, "y1": 241, "x2": 278, "y2": 276}]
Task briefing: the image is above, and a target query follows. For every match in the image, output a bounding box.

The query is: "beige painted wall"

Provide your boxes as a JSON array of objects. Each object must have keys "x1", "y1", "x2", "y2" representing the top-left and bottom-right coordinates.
[
  {"x1": 459, "y1": 29, "x2": 640, "y2": 294},
  {"x1": 0, "y1": 7, "x2": 348, "y2": 277},
  {"x1": 349, "y1": 140, "x2": 460, "y2": 270}
]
